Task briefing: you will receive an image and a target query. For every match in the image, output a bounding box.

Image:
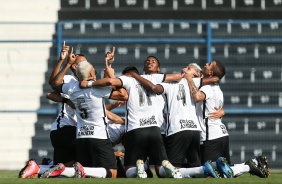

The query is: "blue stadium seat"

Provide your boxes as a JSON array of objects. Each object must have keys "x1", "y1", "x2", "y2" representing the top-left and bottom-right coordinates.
[
  {"x1": 227, "y1": 22, "x2": 261, "y2": 38},
  {"x1": 210, "y1": 22, "x2": 230, "y2": 38},
  {"x1": 61, "y1": 22, "x2": 83, "y2": 38},
  {"x1": 142, "y1": 21, "x2": 170, "y2": 37},
  {"x1": 260, "y1": 22, "x2": 282, "y2": 37},
  {"x1": 84, "y1": 22, "x2": 112, "y2": 37},
  {"x1": 172, "y1": 22, "x2": 205, "y2": 38},
  {"x1": 224, "y1": 92, "x2": 281, "y2": 108},
  {"x1": 113, "y1": 22, "x2": 144, "y2": 37},
  {"x1": 225, "y1": 115, "x2": 282, "y2": 131}
]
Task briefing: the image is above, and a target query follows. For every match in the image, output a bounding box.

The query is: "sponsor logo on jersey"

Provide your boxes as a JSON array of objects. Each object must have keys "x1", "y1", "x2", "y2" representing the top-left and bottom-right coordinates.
[
  {"x1": 180, "y1": 119, "x2": 197, "y2": 129},
  {"x1": 139, "y1": 115, "x2": 157, "y2": 126},
  {"x1": 220, "y1": 125, "x2": 228, "y2": 134},
  {"x1": 78, "y1": 125, "x2": 95, "y2": 136}
]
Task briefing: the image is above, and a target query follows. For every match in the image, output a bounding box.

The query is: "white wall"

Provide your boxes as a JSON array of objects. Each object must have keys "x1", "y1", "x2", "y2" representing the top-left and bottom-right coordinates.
[{"x1": 0, "y1": 0, "x2": 60, "y2": 170}]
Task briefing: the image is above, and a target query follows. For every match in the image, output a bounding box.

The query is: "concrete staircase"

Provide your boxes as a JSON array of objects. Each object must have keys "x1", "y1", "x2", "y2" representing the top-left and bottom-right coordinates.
[{"x1": 0, "y1": 0, "x2": 59, "y2": 170}]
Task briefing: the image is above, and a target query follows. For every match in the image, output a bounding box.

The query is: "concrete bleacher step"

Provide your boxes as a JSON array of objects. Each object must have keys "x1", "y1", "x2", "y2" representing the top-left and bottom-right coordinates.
[
  {"x1": 0, "y1": 1, "x2": 59, "y2": 170},
  {"x1": 29, "y1": 148, "x2": 54, "y2": 163},
  {"x1": 0, "y1": 149, "x2": 31, "y2": 170},
  {"x1": 34, "y1": 123, "x2": 53, "y2": 137},
  {"x1": 31, "y1": 136, "x2": 52, "y2": 148}
]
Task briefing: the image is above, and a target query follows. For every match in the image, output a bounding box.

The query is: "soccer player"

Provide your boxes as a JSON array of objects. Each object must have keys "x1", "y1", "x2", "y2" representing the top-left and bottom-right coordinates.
[
  {"x1": 184, "y1": 61, "x2": 270, "y2": 178},
  {"x1": 46, "y1": 41, "x2": 88, "y2": 167},
  {"x1": 127, "y1": 63, "x2": 233, "y2": 178},
  {"x1": 50, "y1": 47, "x2": 128, "y2": 178},
  {"x1": 80, "y1": 65, "x2": 175, "y2": 178},
  {"x1": 81, "y1": 64, "x2": 224, "y2": 179}
]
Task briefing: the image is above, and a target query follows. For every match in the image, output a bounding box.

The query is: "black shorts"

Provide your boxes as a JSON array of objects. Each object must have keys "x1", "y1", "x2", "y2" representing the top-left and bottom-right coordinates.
[
  {"x1": 165, "y1": 130, "x2": 201, "y2": 168},
  {"x1": 124, "y1": 126, "x2": 168, "y2": 167},
  {"x1": 50, "y1": 126, "x2": 76, "y2": 164},
  {"x1": 76, "y1": 138, "x2": 117, "y2": 169},
  {"x1": 200, "y1": 136, "x2": 230, "y2": 164}
]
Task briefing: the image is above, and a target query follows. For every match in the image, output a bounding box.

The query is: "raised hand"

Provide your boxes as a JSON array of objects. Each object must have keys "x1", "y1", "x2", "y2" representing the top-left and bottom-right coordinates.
[
  {"x1": 67, "y1": 47, "x2": 76, "y2": 65},
  {"x1": 104, "y1": 47, "x2": 116, "y2": 78},
  {"x1": 60, "y1": 41, "x2": 69, "y2": 61},
  {"x1": 105, "y1": 47, "x2": 115, "y2": 67}
]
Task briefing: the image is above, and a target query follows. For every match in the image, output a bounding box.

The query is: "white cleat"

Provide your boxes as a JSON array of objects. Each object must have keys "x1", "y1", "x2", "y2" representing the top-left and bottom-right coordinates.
[
  {"x1": 136, "y1": 159, "x2": 147, "y2": 178},
  {"x1": 162, "y1": 160, "x2": 182, "y2": 178}
]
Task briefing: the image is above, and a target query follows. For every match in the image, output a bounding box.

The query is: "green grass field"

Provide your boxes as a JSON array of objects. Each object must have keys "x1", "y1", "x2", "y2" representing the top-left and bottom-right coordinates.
[{"x1": 0, "y1": 171, "x2": 281, "y2": 184}]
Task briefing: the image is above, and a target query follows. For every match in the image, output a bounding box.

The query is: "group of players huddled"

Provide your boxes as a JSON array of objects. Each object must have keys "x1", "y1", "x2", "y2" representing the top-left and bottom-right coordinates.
[{"x1": 19, "y1": 43, "x2": 270, "y2": 179}]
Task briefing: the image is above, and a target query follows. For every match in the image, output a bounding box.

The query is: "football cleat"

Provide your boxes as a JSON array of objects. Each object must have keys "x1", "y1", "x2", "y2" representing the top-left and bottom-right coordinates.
[
  {"x1": 136, "y1": 159, "x2": 147, "y2": 178},
  {"x1": 216, "y1": 157, "x2": 233, "y2": 178},
  {"x1": 203, "y1": 160, "x2": 220, "y2": 178},
  {"x1": 19, "y1": 159, "x2": 40, "y2": 178},
  {"x1": 40, "y1": 163, "x2": 65, "y2": 178},
  {"x1": 38, "y1": 157, "x2": 53, "y2": 178},
  {"x1": 245, "y1": 159, "x2": 267, "y2": 178},
  {"x1": 74, "y1": 162, "x2": 85, "y2": 178},
  {"x1": 162, "y1": 160, "x2": 182, "y2": 178},
  {"x1": 256, "y1": 156, "x2": 270, "y2": 178}
]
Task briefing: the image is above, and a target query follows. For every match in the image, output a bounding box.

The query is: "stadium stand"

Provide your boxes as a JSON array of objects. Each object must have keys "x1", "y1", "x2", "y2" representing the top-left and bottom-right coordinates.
[
  {"x1": 1, "y1": 0, "x2": 282, "y2": 170},
  {"x1": 30, "y1": 1, "x2": 282, "y2": 168},
  {"x1": 58, "y1": 0, "x2": 282, "y2": 20}
]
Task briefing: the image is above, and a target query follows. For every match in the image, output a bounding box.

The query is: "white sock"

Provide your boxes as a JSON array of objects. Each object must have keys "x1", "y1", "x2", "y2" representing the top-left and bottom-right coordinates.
[
  {"x1": 84, "y1": 167, "x2": 107, "y2": 178},
  {"x1": 38, "y1": 165, "x2": 52, "y2": 174},
  {"x1": 60, "y1": 167, "x2": 75, "y2": 177},
  {"x1": 231, "y1": 163, "x2": 250, "y2": 176},
  {"x1": 179, "y1": 166, "x2": 205, "y2": 178},
  {"x1": 158, "y1": 166, "x2": 168, "y2": 177},
  {"x1": 125, "y1": 167, "x2": 137, "y2": 178}
]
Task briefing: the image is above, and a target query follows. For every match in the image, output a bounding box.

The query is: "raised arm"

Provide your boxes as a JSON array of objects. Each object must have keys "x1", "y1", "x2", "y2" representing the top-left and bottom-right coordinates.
[
  {"x1": 46, "y1": 91, "x2": 75, "y2": 109},
  {"x1": 131, "y1": 72, "x2": 163, "y2": 94},
  {"x1": 49, "y1": 41, "x2": 69, "y2": 85},
  {"x1": 106, "y1": 101, "x2": 125, "y2": 111},
  {"x1": 105, "y1": 47, "x2": 115, "y2": 68},
  {"x1": 183, "y1": 72, "x2": 206, "y2": 103},
  {"x1": 202, "y1": 76, "x2": 219, "y2": 86},
  {"x1": 163, "y1": 73, "x2": 182, "y2": 82},
  {"x1": 51, "y1": 47, "x2": 76, "y2": 93}
]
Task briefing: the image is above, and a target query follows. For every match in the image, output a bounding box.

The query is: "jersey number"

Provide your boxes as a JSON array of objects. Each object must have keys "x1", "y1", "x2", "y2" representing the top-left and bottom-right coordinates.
[
  {"x1": 77, "y1": 98, "x2": 88, "y2": 119},
  {"x1": 136, "y1": 84, "x2": 152, "y2": 106}
]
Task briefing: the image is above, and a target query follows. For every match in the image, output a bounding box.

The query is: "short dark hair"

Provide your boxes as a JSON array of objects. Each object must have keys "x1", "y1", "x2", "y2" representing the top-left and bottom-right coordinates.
[
  {"x1": 144, "y1": 56, "x2": 160, "y2": 67},
  {"x1": 122, "y1": 66, "x2": 139, "y2": 75},
  {"x1": 213, "y1": 60, "x2": 226, "y2": 79}
]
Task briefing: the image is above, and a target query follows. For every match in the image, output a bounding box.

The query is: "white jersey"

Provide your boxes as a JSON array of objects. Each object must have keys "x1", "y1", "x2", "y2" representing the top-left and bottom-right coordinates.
[
  {"x1": 141, "y1": 74, "x2": 166, "y2": 130},
  {"x1": 160, "y1": 78, "x2": 201, "y2": 136},
  {"x1": 107, "y1": 120, "x2": 125, "y2": 146},
  {"x1": 51, "y1": 75, "x2": 77, "y2": 131},
  {"x1": 62, "y1": 81, "x2": 112, "y2": 139},
  {"x1": 119, "y1": 75, "x2": 162, "y2": 132},
  {"x1": 196, "y1": 85, "x2": 229, "y2": 142}
]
